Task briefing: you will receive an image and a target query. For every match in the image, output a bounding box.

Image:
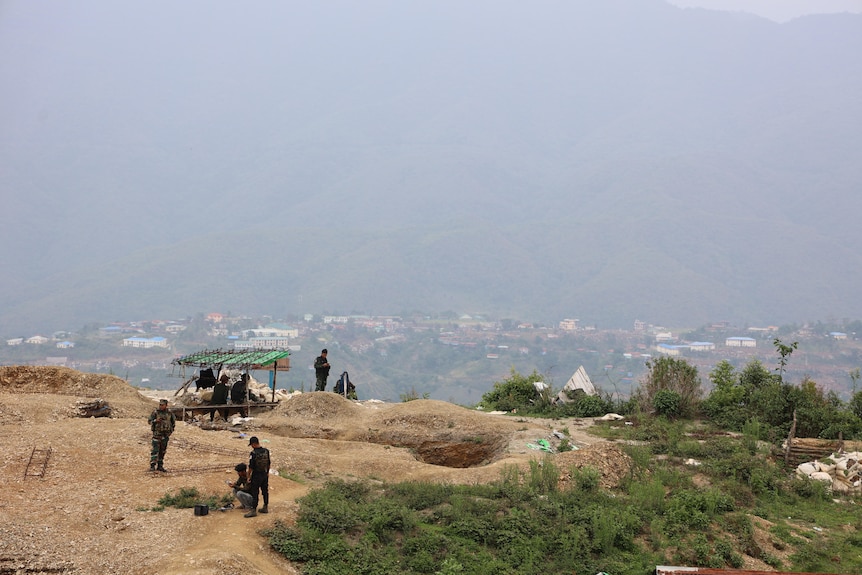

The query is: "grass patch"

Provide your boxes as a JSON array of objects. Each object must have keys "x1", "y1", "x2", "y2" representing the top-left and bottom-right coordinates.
[{"x1": 158, "y1": 486, "x2": 232, "y2": 510}]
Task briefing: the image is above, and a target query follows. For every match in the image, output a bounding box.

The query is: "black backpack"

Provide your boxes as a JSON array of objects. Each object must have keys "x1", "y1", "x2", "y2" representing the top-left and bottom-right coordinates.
[{"x1": 252, "y1": 447, "x2": 270, "y2": 472}]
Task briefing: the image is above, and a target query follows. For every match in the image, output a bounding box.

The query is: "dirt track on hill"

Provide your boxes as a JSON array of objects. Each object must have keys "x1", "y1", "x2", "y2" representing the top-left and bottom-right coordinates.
[{"x1": 0, "y1": 366, "x2": 633, "y2": 574}]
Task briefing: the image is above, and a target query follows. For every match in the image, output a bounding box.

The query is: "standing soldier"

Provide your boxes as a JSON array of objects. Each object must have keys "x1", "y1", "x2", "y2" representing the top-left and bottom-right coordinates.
[
  {"x1": 314, "y1": 349, "x2": 331, "y2": 391},
  {"x1": 148, "y1": 399, "x2": 176, "y2": 472},
  {"x1": 244, "y1": 436, "x2": 270, "y2": 517}
]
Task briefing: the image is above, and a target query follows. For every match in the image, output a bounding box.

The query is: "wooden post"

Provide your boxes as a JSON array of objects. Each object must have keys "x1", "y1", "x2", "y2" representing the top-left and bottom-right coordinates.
[{"x1": 785, "y1": 408, "x2": 797, "y2": 466}]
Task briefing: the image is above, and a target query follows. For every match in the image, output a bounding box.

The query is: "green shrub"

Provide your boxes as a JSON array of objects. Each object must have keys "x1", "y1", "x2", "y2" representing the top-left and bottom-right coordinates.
[
  {"x1": 480, "y1": 368, "x2": 549, "y2": 413},
  {"x1": 570, "y1": 466, "x2": 600, "y2": 493},
  {"x1": 653, "y1": 389, "x2": 682, "y2": 418},
  {"x1": 787, "y1": 476, "x2": 831, "y2": 501},
  {"x1": 528, "y1": 458, "x2": 559, "y2": 494},
  {"x1": 297, "y1": 488, "x2": 362, "y2": 534},
  {"x1": 158, "y1": 486, "x2": 231, "y2": 509},
  {"x1": 628, "y1": 477, "x2": 666, "y2": 514},
  {"x1": 558, "y1": 394, "x2": 610, "y2": 417},
  {"x1": 364, "y1": 497, "x2": 417, "y2": 538},
  {"x1": 634, "y1": 356, "x2": 702, "y2": 418},
  {"x1": 388, "y1": 481, "x2": 453, "y2": 509}
]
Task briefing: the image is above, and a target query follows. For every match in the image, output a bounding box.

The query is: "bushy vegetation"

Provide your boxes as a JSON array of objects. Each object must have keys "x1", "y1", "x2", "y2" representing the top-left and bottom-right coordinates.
[
  {"x1": 478, "y1": 368, "x2": 624, "y2": 417},
  {"x1": 633, "y1": 356, "x2": 702, "y2": 419},
  {"x1": 701, "y1": 358, "x2": 862, "y2": 440},
  {"x1": 262, "y1": 419, "x2": 862, "y2": 574},
  {"x1": 155, "y1": 486, "x2": 232, "y2": 511},
  {"x1": 482, "y1": 339, "x2": 862, "y2": 443}
]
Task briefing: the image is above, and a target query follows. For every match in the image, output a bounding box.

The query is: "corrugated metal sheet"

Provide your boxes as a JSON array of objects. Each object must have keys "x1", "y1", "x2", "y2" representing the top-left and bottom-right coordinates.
[{"x1": 656, "y1": 566, "x2": 842, "y2": 575}]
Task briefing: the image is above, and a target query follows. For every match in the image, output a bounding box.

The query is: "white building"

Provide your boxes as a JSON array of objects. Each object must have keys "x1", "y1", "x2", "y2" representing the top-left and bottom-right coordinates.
[
  {"x1": 725, "y1": 337, "x2": 756, "y2": 348},
  {"x1": 559, "y1": 318, "x2": 579, "y2": 331},
  {"x1": 688, "y1": 341, "x2": 715, "y2": 352},
  {"x1": 244, "y1": 326, "x2": 299, "y2": 339},
  {"x1": 234, "y1": 337, "x2": 291, "y2": 350},
  {"x1": 122, "y1": 337, "x2": 168, "y2": 349}
]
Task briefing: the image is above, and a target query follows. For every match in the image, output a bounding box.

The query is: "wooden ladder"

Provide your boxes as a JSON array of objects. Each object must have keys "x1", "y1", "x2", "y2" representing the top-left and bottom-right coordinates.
[{"x1": 24, "y1": 446, "x2": 52, "y2": 479}]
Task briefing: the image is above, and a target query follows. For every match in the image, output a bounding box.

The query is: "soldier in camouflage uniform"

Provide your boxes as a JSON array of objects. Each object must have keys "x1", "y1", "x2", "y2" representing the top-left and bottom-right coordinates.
[
  {"x1": 148, "y1": 399, "x2": 176, "y2": 472},
  {"x1": 244, "y1": 436, "x2": 270, "y2": 517}
]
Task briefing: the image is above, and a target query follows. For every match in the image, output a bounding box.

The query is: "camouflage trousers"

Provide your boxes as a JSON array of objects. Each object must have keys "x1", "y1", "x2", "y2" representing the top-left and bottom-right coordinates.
[{"x1": 150, "y1": 434, "x2": 170, "y2": 466}]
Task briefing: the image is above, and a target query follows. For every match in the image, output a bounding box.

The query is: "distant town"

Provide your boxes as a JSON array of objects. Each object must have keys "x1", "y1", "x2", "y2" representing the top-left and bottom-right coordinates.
[{"x1": 3, "y1": 313, "x2": 860, "y2": 404}]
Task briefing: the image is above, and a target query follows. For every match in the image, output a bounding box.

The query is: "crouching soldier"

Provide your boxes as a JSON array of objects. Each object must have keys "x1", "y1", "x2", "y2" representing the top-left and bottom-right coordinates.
[
  {"x1": 148, "y1": 399, "x2": 176, "y2": 472},
  {"x1": 228, "y1": 463, "x2": 254, "y2": 510}
]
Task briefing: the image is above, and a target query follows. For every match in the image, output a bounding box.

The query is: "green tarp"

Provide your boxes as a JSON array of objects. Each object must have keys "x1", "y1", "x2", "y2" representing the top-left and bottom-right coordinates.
[{"x1": 172, "y1": 349, "x2": 289, "y2": 369}]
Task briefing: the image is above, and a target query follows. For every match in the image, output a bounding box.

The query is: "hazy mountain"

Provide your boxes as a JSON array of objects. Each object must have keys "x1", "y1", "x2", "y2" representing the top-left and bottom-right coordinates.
[{"x1": 1, "y1": 1, "x2": 861, "y2": 334}]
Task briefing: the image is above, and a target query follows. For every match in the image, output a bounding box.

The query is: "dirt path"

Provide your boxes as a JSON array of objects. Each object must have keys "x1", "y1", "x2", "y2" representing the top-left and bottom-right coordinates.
[{"x1": 156, "y1": 479, "x2": 308, "y2": 575}]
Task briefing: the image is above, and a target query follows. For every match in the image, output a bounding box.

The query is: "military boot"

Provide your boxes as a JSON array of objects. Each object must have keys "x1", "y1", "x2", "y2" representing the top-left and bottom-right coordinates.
[
  {"x1": 157, "y1": 464, "x2": 166, "y2": 472},
  {"x1": 150, "y1": 463, "x2": 156, "y2": 472},
  {"x1": 259, "y1": 506, "x2": 268, "y2": 514},
  {"x1": 244, "y1": 509, "x2": 258, "y2": 518}
]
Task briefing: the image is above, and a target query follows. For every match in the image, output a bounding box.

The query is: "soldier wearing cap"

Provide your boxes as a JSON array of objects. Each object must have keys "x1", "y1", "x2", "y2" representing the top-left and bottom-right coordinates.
[
  {"x1": 314, "y1": 349, "x2": 331, "y2": 391},
  {"x1": 148, "y1": 399, "x2": 176, "y2": 472},
  {"x1": 228, "y1": 463, "x2": 254, "y2": 510},
  {"x1": 244, "y1": 436, "x2": 270, "y2": 517}
]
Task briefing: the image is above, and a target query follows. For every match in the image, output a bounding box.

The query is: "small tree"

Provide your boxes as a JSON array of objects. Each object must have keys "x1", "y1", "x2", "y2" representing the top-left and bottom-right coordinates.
[
  {"x1": 702, "y1": 360, "x2": 746, "y2": 429},
  {"x1": 634, "y1": 356, "x2": 702, "y2": 418},
  {"x1": 773, "y1": 338, "x2": 798, "y2": 382},
  {"x1": 480, "y1": 368, "x2": 550, "y2": 413}
]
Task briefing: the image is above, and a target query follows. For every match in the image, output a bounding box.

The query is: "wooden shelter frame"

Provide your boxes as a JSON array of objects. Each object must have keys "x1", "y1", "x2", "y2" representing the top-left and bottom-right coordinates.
[{"x1": 171, "y1": 348, "x2": 290, "y2": 403}]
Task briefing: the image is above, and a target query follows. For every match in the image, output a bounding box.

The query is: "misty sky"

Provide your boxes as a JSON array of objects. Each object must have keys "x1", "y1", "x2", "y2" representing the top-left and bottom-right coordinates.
[
  {"x1": 666, "y1": 0, "x2": 862, "y2": 21},
  {"x1": 1, "y1": 0, "x2": 860, "y2": 333}
]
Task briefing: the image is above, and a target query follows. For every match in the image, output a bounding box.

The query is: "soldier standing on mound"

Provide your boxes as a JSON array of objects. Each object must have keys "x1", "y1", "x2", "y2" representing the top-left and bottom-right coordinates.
[
  {"x1": 148, "y1": 399, "x2": 176, "y2": 472},
  {"x1": 314, "y1": 349, "x2": 330, "y2": 391}
]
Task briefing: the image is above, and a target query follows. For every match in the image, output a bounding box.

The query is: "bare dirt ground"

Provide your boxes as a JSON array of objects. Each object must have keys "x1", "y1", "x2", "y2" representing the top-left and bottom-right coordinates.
[{"x1": 0, "y1": 366, "x2": 778, "y2": 573}]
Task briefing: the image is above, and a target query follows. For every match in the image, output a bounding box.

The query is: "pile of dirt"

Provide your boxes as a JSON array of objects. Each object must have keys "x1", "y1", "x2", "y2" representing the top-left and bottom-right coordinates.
[
  {"x1": 274, "y1": 390, "x2": 363, "y2": 420},
  {"x1": 0, "y1": 365, "x2": 155, "y2": 418},
  {"x1": 555, "y1": 443, "x2": 635, "y2": 490}
]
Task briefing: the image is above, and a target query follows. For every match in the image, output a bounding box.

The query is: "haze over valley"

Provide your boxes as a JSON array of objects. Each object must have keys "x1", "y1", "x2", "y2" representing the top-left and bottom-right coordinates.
[{"x1": 2, "y1": 0, "x2": 861, "y2": 335}]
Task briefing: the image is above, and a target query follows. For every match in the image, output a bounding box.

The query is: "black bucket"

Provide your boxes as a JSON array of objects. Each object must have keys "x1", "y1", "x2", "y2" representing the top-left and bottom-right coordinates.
[{"x1": 194, "y1": 504, "x2": 209, "y2": 516}]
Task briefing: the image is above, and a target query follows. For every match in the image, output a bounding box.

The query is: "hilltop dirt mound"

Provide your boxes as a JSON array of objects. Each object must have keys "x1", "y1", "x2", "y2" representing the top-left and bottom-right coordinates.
[
  {"x1": 0, "y1": 366, "x2": 729, "y2": 574},
  {"x1": 0, "y1": 366, "x2": 156, "y2": 419},
  {"x1": 274, "y1": 389, "x2": 364, "y2": 420}
]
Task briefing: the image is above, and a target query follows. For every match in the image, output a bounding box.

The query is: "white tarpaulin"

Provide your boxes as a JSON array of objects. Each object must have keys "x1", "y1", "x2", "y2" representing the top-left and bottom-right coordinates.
[{"x1": 555, "y1": 365, "x2": 596, "y2": 403}]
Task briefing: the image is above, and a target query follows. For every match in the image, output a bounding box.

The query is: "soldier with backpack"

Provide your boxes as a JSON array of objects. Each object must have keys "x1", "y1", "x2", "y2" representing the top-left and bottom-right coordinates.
[
  {"x1": 333, "y1": 371, "x2": 357, "y2": 400},
  {"x1": 244, "y1": 436, "x2": 270, "y2": 517}
]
